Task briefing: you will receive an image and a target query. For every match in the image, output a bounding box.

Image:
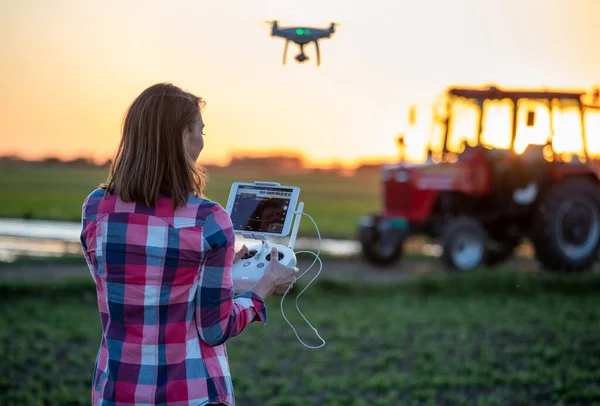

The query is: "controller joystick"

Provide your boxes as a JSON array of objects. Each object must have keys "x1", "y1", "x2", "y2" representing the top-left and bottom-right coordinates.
[
  {"x1": 265, "y1": 252, "x2": 284, "y2": 261},
  {"x1": 242, "y1": 250, "x2": 258, "y2": 260}
]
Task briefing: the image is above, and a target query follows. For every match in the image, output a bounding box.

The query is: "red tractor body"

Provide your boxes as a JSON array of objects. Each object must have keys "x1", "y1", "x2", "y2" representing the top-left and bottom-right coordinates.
[
  {"x1": 359, "y1": 85, "x2": 600, "y2": 272},
  {"x1": 382, "y1": 153, "x2": 490, "y2": 221}
]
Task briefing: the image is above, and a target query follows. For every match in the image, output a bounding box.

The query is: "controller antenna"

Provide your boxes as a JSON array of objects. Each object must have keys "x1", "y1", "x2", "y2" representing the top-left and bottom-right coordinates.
[{"x1": 288, "y1": 202, "x2": 304, "y2": 251}]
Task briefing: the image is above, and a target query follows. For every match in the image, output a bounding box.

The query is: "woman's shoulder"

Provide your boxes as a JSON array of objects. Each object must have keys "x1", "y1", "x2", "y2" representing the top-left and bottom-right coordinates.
[
  {"x1": 85, "y1": 187, "x2": 107, "y2": 201},
  {"x1": 176, "y1": 194, "x2": 232, "y2": 228},
  {"x1": 184, "y1": 195, "x2": 233, "y2": 248},
  {"x1": 81, "y1": 187, "x2": 108, "y2": 220},
  {"x1": 80, "y1": 189, "x2": 231, "y2": 229}
]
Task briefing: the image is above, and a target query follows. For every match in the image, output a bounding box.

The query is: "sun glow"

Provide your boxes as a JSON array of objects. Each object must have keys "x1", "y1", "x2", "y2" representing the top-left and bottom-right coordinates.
[
  {"x1": 403, "y1": 96, "x2": 600, "y2": 162},
  {"x1": 513, "y1": 101, "x2": 550, "y2": 154},
  {"x1": 584, "y1": 110, "x2": 600, "y2": 157},
  {"x1": 447, "y1": 99, "x2": 480, "y2": 151},
  {"x1": 552, "y1": 106, "x2": 584, "y2": 158},
  {"x1": 481, "y1": 100, "x2": 513, "y2": 150}
]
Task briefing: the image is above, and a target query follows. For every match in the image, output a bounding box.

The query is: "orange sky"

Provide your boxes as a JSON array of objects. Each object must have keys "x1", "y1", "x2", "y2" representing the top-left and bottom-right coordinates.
[{"x1": 1, "y1": 0, "x2": 599, "y2": 168}]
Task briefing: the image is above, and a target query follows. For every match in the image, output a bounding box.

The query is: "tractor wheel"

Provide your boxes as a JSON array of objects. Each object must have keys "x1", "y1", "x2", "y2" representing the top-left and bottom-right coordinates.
[
  {"x1": 441, "y1": 217, "x2": 488, "y2": 271},
  {"x1": 532, "y1": 178, "x2": 600, "y2": 272},
  {"x1": 360, "y1": 225, "x2": 403, "y2": 266}
]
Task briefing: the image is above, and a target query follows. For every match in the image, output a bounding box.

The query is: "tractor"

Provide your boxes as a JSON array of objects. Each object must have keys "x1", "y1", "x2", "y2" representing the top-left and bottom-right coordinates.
[{"x1": 358, "y1": 85, "x2": 600, "y2": 272}]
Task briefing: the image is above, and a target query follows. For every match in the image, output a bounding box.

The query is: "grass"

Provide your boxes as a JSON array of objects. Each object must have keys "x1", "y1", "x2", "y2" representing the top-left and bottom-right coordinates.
[
  {"x1": 0, "y1": 163, "x2": 381, "y2": 239},
  {"x1": 0, "y1": 253, "x2": 89, "y2": 268},
  {"x1": 2, "y1": 271, "x2": 600, "y2": 405}
]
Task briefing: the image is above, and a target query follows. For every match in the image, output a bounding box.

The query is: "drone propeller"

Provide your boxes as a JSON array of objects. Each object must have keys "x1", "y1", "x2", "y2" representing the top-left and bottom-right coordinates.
[
  {"x1": 329, "y1": 22, "x2": 342, "y2": 32},
  {"x1": 261, "y1": 20, "x2": 341, "y2": 28}
]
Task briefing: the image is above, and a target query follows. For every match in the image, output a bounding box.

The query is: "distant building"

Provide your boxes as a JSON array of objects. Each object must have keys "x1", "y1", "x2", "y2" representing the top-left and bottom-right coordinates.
[
  {"x1": 355, "y1": 163, "x2": 382, "y2": 174},
  {"x1": 228, "y1": 154, "x2": 309, "y2": 174}
]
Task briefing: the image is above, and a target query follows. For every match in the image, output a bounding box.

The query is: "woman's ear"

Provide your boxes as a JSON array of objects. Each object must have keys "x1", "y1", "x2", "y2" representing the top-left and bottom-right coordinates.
[{"x1": 182, "y1": 124, "x2": 191, "y2": 141}]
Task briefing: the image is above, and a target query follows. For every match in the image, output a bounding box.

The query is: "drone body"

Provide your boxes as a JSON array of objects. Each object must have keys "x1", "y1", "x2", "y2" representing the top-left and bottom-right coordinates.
[{"x1": 266, "y1": 20, "x2": 337, "y2": 66}]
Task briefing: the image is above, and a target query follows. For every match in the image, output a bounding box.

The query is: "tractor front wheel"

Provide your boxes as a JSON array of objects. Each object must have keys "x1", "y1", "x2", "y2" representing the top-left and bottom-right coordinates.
[
  {"x1": 532, "y1": 178, "x2": 600, "y2": 272},
  {"x1": 441, "y1": 217, "x2": 488, "y2": 271},
  {"x1": 361, "y1": 238, "x2": 403, "y2": 266},
  {"x1": 359, "y1": 217, "x2": 404, "y2": 266}
]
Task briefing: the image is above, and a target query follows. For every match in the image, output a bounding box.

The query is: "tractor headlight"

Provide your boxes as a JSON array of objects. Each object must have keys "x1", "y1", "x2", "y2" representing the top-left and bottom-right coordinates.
[
  {"x1": 382, "y1": 168, "x2": 391, "y2": 181},
  {"x1": 394, "y1": 171, "x2": 409, "y2": 182}
]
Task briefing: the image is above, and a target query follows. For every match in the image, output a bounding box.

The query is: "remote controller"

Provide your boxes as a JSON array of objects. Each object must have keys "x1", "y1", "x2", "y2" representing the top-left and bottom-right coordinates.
[
  {"x1": 231, "y1": 198, "x2": 303, "y2": 293},
  {"x1": 225, "y1": 181, "x2": 325, "y2": 348},
  {"x1": 232, "y1": 242, "x2": 297, "y2": 293}
]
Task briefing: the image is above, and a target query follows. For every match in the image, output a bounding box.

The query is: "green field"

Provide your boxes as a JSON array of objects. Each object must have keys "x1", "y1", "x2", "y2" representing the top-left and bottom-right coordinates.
[
  {"x1": 2, "y1": 270, "x2": 600, "y2": 405},
  {"x1": 3, "y1": 162, "x2": 600, "y2": 405},
  {"x1": 0, "y1": 163, "x2": 380, "y2": 239}
]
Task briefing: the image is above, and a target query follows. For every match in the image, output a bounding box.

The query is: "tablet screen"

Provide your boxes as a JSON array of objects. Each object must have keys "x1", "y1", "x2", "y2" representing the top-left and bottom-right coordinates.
[{"x1": 229, "y1": 185, "x2": 295, "y2": 234}]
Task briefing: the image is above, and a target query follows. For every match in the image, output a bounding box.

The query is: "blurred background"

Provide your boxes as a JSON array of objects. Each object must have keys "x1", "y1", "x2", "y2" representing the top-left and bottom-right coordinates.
[{"x1": 2, "y1": 0, "x2": 600, "y2": 405}]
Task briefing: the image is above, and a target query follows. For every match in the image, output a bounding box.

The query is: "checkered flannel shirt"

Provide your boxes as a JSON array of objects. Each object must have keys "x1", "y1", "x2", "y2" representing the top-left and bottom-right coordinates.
[{"x1": 80, "y1": 188, "x2": 268, "y2": 405}]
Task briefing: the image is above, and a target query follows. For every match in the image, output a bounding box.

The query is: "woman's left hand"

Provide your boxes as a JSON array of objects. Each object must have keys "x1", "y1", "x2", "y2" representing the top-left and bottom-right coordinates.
[{"x1": 233, "y1": 245, "x2": 248, "y2": 264}]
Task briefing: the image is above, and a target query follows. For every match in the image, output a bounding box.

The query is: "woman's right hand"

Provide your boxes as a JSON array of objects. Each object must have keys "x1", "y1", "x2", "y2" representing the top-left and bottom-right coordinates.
[
  {"x1": 250, "y1": 247, "x2": 298, "y2": 299},
  {"x1": 263, "y1": 247, "x2": 298, "y2": 295}
]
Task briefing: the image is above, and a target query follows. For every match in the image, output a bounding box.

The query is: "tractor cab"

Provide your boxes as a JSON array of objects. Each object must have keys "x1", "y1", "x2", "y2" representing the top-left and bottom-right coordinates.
[
  {"x1": 434, "y1": 85, "x2": 598, "y2": 168},
  {"x1": 359, "y1": 85, "x2": 600, "y2": 272}
]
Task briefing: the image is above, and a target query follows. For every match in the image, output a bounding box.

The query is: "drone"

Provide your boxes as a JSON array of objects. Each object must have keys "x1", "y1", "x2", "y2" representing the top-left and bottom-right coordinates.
[{"x1": 265, "y1": 20, "x2": 338, "y2": 66}]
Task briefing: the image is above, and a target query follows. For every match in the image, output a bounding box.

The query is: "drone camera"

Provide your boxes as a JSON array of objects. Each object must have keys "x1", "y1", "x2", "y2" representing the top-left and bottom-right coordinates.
[{"x1": 296, "y1": 53, "x2": 308, "y2": 63}]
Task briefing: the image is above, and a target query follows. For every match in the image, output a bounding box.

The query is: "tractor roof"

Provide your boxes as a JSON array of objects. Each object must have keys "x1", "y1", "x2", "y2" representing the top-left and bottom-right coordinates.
[{"x1": 447, "y1": 85, "x2": 585, "y2": 101}]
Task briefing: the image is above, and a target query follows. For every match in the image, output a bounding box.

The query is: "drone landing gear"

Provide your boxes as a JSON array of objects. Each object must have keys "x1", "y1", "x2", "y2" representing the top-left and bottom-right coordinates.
[
  {"x1": 282, "y1": 41, "x2": 309, "y2": 64},
  {"x1": 282, "y1": 42, "x2": 321, "y2": 66}
]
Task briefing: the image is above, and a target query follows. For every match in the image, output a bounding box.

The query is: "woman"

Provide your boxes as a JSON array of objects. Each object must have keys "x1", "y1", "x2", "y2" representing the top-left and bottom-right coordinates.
[{"x1": 80, "y1": 83, "x2": 297, "y2": 406}]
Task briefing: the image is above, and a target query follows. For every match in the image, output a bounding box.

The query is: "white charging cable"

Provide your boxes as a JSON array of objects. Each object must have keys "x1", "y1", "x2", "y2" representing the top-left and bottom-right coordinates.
[{"x1": 280, "y1": 212, "x2": 326, "y2": 349}]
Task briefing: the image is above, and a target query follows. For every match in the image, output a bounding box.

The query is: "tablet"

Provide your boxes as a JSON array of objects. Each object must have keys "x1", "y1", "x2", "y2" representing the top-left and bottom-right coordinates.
[
  {"x1": 225, "y1": 182, "x2": 300, "y2": 237},
  {"x1": 226, "y1": 182, "x2": 300, "y2": 237}
]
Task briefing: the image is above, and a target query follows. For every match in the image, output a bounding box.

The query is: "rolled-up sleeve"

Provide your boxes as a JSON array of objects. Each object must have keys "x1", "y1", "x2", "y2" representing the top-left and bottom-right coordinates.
[{"x1": 195, "y1": 204, "x2": 267, "y2": 346}]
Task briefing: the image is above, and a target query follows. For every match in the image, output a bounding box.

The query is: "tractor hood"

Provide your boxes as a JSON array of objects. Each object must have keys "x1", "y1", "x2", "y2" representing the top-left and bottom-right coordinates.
[
  {"x1": 381, "y1": 153, "x2": 490, "y2": 220},
  {"x1": 382, "y1": 160, "x2": 469, "y2": 190},
  {"x1": 381, "y1": 160, "x2": 435, "y2": 181}
]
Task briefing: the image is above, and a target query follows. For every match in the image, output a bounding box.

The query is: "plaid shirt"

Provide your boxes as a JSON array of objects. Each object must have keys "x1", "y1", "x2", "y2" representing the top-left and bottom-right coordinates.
[{"x1": 80, "y1": 188, "x2": 268, "y2": 406}]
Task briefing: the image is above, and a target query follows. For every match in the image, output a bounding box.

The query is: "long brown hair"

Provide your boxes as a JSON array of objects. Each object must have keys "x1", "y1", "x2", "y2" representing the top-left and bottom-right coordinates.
[{"x1": 103, "y1": 83, "x2": 208, "y2": 209}]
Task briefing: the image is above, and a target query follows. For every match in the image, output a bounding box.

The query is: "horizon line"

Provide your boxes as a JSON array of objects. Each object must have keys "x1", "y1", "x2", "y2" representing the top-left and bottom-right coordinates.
[{"x1": 0, "y1": 152, "x2": 402, "y2": 170}]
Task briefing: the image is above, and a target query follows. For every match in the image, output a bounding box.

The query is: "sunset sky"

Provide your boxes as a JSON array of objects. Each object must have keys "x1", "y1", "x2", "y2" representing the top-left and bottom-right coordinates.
[{"x1": 1, "y1": 0, "x2": 600, "y2": 168}]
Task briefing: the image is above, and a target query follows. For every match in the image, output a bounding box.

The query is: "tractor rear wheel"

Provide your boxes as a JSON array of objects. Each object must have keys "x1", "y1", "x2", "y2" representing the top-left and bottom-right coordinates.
[
  {"x1": 441, "y1": 216, "x2": 488, "y2": 271},
  {"x1": 532, "y1": 178, "x2": 600, "y2": 272}
]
